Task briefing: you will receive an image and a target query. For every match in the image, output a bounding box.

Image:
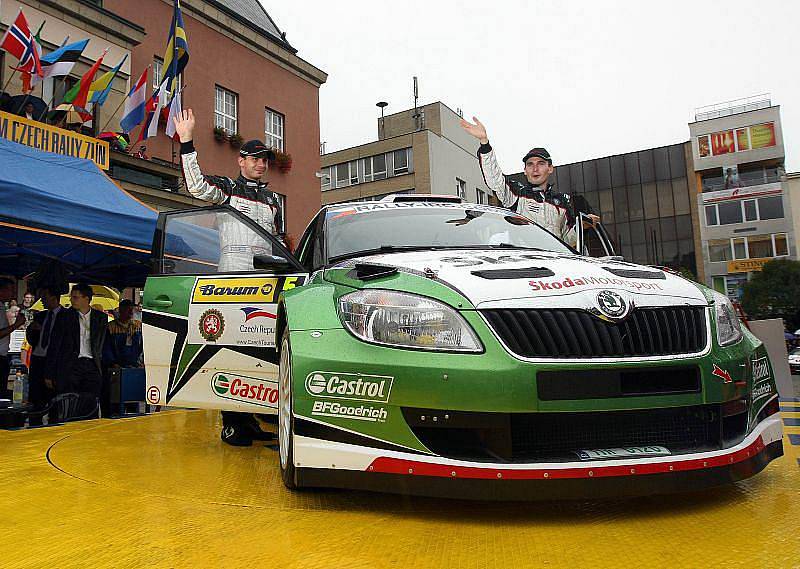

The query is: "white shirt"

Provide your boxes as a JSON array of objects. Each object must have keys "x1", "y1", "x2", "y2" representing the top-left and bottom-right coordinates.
[
  {"x1": 0, "y1": 309, "x2": 9, "y2": 357},
  {"x1": 78, "y1": 309, "x2": 93, "y2": 359},
  {"x1": 32, "y1": 306, "x2": 61, "y2": 358}
]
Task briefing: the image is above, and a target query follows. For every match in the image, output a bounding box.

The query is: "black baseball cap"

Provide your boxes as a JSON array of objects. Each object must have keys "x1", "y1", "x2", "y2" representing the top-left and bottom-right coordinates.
[
  {"x1": 239, "y1": 140, "x2": 276, "y2": 160},
  {"x1": 522, "y1": 147, "x2": 552, "y2": 164}
]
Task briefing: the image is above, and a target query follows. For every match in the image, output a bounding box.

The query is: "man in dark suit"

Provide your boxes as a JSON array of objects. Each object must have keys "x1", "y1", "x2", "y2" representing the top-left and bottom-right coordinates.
[
  {"x1": 26, "y1": 286, "x2": 63, "y2": 424},
  {"x1": 44, "y1": 283, "x2": 108, "y2": 406}
]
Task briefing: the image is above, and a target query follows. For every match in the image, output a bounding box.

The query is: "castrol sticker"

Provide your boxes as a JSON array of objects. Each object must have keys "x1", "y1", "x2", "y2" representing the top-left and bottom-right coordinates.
[{"x1": 211, "y1": 372, "x2": 279, "y2": 409}]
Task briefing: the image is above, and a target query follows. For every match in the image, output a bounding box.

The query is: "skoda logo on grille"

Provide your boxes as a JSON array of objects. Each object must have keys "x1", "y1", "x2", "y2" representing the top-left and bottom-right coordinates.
[{"x1": 596, "y1": 290, "x2": 629, "y2": 320}]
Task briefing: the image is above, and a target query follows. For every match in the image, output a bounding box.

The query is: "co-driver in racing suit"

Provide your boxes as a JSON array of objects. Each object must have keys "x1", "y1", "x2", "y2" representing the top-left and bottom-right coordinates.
[
  {"x1": 460, "y1": 116, "x2": 599, "y2": 246},
  {"x1": 173, "y1": 108, "x2": 281, "y2": 447}
]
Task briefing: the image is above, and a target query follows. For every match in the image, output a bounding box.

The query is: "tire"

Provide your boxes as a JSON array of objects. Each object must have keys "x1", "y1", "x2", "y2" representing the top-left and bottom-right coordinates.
[{"x1": 278, "y1": 330, "x2": 297, "y2": 489}]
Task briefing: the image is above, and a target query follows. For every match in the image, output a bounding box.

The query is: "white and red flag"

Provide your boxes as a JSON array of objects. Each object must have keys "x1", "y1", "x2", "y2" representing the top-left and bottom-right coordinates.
[{"x1": 0, "y1": 10, "x2": 42, "y2": 77}]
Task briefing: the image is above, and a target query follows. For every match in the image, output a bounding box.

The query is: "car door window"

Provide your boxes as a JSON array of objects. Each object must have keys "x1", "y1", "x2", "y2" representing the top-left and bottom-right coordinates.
[
  {"x1": 577, "y1": 213, "x2": 617, "y2": 258},
  {"x1": 158, "y1": 207, "x2": 297, "y2": 275}
]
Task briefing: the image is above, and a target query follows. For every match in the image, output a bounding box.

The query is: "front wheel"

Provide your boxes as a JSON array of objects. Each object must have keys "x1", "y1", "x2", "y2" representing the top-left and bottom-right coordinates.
[{"x1": 278, "y1": 330, "x2": 297, "y2": 489}]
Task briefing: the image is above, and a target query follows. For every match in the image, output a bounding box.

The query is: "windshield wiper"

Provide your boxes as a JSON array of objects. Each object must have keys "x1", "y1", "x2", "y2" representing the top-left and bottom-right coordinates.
[
  {"x1": 328, "y1": 245, "x2": 453, "y2": 263},
  {"x1": 457, "y1": 244, "x2": 548, "y2": 251}
]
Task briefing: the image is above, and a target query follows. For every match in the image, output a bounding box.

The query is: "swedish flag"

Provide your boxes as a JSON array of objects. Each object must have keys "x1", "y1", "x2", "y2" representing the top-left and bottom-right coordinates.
[{"x1": 162, "y1": 0, "x2": 189, "y2": 95}]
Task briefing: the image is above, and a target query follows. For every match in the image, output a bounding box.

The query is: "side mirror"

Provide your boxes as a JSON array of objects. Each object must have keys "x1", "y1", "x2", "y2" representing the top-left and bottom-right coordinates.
[{"x1": 253, "y1": 254, "x2": 292, "y2": 271}]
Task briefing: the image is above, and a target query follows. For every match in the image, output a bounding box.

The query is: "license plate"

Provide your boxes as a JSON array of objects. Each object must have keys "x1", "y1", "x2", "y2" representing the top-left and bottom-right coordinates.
[{"x1": 575, "y1": 446, "x2": 671, "y2": 461}]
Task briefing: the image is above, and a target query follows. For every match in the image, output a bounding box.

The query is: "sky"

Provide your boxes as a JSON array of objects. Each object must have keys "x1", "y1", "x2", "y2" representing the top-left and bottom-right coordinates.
[{"x1": 263, "y1": 0, "x2": 800, "y2": 174}]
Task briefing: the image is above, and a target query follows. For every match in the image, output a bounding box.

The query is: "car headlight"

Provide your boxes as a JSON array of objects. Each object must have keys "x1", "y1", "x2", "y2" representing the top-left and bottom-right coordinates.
[
  {"x1": 338, "y1": 289, "x2": 482, "y2": 352},
  {"x1": 712, "y1": 291, "x2": 743, "y2": 347}
]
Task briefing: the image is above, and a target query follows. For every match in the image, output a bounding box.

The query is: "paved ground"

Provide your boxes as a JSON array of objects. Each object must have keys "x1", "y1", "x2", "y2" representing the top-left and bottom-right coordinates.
[{"x1": 1, "y1": 407, "x2": 798, "y2": 569}]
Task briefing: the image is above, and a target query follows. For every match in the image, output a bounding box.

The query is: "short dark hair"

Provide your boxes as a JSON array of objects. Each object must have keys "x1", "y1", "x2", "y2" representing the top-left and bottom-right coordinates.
[
  {"x1": 71, "y1": 282, "x2": 93, "y2": 300},
  {"x1": 119, "y1": 299, "x2": 133, "y2": 309},
  {"x1": 38, "y1": 285, "x2": 60, "y2": 299}
]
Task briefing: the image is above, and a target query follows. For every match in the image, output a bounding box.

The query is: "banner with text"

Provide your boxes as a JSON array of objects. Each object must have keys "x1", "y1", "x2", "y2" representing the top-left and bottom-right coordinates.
[{"x1": 0, "y1": 110, "x2": 109, "y2": 170}]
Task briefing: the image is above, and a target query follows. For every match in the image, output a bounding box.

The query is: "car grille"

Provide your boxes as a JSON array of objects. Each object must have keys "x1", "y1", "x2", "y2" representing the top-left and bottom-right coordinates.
[
  {"x1": 403, "y1": 404, "x2": 745, "y2": 463},
  {"x1": 480, "y1": 306, "x2": 707, "y2": 358}
]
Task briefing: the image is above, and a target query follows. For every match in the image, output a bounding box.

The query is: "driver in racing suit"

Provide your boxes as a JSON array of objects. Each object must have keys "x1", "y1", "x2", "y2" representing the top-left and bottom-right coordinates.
[
  {"x1": 460, "y1": 116, "x2": 598, "y2": 247},
  {"x1": 173, "y1": 108, "x2": 281, "y2": 447}
]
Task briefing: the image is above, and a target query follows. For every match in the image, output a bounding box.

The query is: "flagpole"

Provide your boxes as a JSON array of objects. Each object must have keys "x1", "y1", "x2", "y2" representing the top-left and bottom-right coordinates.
[
  {"x1": 36, "y1": 73, "x2": 69, "y2": 121},
  {"x1": 99, "y1": 91, "x2": 130, "y2": 134},
  {"x1": 1, "y1": 67, "x2": 19, "y2": 96}
]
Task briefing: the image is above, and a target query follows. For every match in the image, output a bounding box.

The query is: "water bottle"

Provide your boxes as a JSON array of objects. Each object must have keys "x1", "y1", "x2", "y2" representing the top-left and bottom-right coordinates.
[{"x1": 12, "y1": 371, "x2": 23, "y2": 406}]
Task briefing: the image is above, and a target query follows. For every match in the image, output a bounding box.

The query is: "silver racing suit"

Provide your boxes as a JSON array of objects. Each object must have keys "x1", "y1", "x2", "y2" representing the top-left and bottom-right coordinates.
[
  {"x1": 477, "y1": 142, "x2": 578, "y2": 247},
  {"x1": 181, "y1": 141, "x2": 282, "y2": 272}
]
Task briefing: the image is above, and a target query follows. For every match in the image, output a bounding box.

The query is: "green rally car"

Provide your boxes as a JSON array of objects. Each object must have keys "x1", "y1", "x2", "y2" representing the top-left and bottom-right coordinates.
[{"x1": 142, "y1": 197, "x2": 783, "y2": 500}]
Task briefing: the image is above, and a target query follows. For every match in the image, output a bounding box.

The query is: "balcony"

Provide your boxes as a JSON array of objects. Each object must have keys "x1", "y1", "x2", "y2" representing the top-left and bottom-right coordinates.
[
  {"x1": 701, "y1": 167, "x2": 783, "y2": 193},
  {"x1": 694, "y1": 94, "x2": 771, "y2": 122}
]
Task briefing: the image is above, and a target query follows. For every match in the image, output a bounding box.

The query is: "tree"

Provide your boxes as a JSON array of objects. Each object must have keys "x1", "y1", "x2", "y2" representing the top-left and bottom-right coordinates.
[{"x1": 741, "y1": 259, "x2": 800, "y2": 330}]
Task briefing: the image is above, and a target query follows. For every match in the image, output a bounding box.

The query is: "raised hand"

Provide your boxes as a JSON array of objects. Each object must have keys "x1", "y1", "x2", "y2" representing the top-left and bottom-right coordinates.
[
  {"x1": 172, "y1": 108, "x2": 196, "y2": 143},
  {"x1": 459, "y1": 116, "x2": 489, "y2": 144}
]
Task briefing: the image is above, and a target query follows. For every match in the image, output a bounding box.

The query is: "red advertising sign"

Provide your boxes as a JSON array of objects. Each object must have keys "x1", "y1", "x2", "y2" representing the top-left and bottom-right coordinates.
[{"x1": 711, "y1": 130, "x2": 735, "y2": 156}]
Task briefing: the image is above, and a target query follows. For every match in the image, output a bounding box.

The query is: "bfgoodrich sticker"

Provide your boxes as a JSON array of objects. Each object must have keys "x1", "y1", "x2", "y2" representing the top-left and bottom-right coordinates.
[
  {"x1": 311, "y1": 401, "x2": 388, "y2": 423},
  {"x1": 305, "y1": 371, "x2": 394, "y2": 403}
]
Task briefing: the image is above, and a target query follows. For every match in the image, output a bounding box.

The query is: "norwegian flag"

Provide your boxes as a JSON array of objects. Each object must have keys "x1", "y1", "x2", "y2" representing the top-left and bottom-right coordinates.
[{"x1": 0, "y1": 10, "x2": 42, "y2": 76}]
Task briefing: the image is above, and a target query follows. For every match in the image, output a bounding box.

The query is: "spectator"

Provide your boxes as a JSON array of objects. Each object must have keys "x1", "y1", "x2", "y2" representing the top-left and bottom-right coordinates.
[
  {"x1": 26, "y1": 286, "x2": 63, "y2": 424},
  {"x1": 6, "y1": 299, "x2": 19, "y2": 325},
  {"x1": 102, "y1": 300, "x2": 143, "y2": 416},
  {"x1": 20, "y1": 292, "x2": 35, "y2": 329},
  {"x1": 0, "y1": 279, "x2": 26, "y2": 400},
  {"x1": 0, "y1": 92, "x2": 11, "y2": 113},
  {"x1": 724, "y1": 168, "x2": 742, "y2": 190},
  {"x1": 44, "y1": 283, "x2": 108, "y2": 413},
  {"x1": 19, "y1": 101, "x2": 35, "y2": 120}
]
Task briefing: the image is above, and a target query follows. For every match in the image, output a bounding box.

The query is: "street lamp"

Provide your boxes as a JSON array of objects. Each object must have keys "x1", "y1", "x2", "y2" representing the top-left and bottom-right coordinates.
[{"x1": 377, "y1": 101, "x2": 388, "y2": 139}]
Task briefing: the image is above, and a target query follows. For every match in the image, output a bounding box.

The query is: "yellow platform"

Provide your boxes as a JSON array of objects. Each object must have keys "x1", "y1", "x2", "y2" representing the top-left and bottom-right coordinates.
[{"x1": 1, "y1": 406, "x2": 799, "y2": 569}]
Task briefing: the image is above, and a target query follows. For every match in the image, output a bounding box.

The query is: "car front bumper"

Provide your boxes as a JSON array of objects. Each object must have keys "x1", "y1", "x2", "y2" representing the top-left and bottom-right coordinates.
[{"x1": 292, "y1": 414, "x2": 783, "y2": 500}]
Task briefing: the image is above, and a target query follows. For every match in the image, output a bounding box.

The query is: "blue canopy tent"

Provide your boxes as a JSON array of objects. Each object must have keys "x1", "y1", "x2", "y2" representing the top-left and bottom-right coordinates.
[{"x1": 0, "y1": 137, "x2": 158, "y2": 288}]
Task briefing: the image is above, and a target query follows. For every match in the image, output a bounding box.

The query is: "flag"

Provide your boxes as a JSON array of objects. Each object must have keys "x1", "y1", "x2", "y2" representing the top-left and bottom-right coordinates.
[
  {"x1": 63, "y1": 49, "x2": 107, "y2": 122},
  {"x1": 137, "y1": 79, "x2": 168, "y2": 142},
  {"x1": 165, "y1": 89, "x2": 182, "y2": 141},
  {"x1": 31, "y1": 39, "x2": 88, "y2": 86},
  {"x1": 161, "y1": 0, "x2": 189, "y2": 96},
  {"x1": 20, "y1": 20, "x2": 45, "y2": 92},
  {"x1": 120, "y1": 67, "x2": 149, "y2": 133},
  {"x1": 0, "y1": 10, "x2": 42, "y2": 76},
  {"x1": 88, "y1": 54, "x2": 127, "y2": 105}
]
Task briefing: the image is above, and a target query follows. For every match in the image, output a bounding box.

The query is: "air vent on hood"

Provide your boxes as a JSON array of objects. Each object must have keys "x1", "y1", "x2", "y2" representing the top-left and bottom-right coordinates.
[
  {"x1": 347, "y1": 263, "x2": 398, "y2": 281},
  {"x1": 602, "y1": 267, "x2": 666, "y2": 280},
  {"x1": 471, "y1": 267, "x2": 555, "y2": 280}
]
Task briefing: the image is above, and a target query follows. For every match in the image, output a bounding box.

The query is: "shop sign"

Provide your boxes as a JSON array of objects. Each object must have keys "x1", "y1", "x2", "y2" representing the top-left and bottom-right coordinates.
[
  {"x1": 727, "y1": 258, "x2": 771, "y2": 273},
  {"x1": 0, "y1": 110, "x2": 109, "y2": 170}
]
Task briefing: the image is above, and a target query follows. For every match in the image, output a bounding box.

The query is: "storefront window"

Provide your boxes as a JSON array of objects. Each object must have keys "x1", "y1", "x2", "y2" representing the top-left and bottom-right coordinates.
[
  {"x1": 732, "y1": 238, "x2": 747, "y2": 260},
  {"x1": 757, "y1": 196, "x2": 784, "y2": 220},
  {"x1": 747, "y1": 235, "x2": 772, "y2": 258},
  {"x1": 709, "y1": 239, "x2": 731, "y2": 262},
  {"x1": 774, "y1": 233, "x2": 788, "y2": 256},
  {"x1": 705, "y1": 205, "x2": 718, "y2": 226}
]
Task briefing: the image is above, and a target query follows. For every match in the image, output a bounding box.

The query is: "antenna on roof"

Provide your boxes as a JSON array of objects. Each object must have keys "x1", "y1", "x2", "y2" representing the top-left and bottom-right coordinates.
[{"x1": 412, "y1": 76, "x2": 423, "y2": 131}]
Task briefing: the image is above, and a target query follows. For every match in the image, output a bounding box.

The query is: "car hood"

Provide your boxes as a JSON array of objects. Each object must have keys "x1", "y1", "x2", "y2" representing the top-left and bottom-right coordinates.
[{"x1": 329, "y1": 249, "x2": 708, "y2": 310}]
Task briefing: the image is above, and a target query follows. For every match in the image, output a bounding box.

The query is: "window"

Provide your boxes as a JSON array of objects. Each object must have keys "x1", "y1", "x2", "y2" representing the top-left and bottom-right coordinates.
[
  {"x1": 709, "y1": 239, "x2": 731, "y2": 262},
  {"x1": 214, "y1": 86, "x2": 238, "y2": 134},
  {"x1": 336, "y1": 163, "x2": 349, "y2": 188},
  {"x1": 321, "y1": 167, "x2": 331, "y2": 191},
  {"x1": 349, "y1": 161, "x2": 359, "y2": 185},
  {"x1": 743, "y1": 199, "x2": 757, "y2": 222},
  {"x1": 153, "y1": 57, "x2": 180, "y2": 90},
  {"x1": 732, "y1": 238, "x2": 747, "y2": 260},
  {"x1": 705, "y1": 205, "x2": 718, "y2": 226},
  {"x1": 362, "y1": 158, "x2": 373, "y2": 182},
  {"x1": 476, "y1": 189, "x2": 487, "y2": 204},
  {"x1": 747, "y1": 235, "x2": 772, "y2": 259},
  {"x1": 456, "y1": 178, "x2": 466, "y2": 199},
  {"x1": 717, "y1": 201, "x2": 743, "y2": 225},
  {"x1": 393, "y1": 149, "x2": 408, "y2": 175},
  {"x1": 757, "y1": 196, "x2": 783, "y2": 220},
  {"x1": 265, "y1": 109, "x2": 285, "y2": 151},
  {"x1": 373, "y1": 154, "x2": 387, "y2": 180},
  {"x1": 774, "y1": 233, "x2": 789, "y2": 256},
  {"x1": 153, "y1": 58, "x2": 163, "y2": 89}
]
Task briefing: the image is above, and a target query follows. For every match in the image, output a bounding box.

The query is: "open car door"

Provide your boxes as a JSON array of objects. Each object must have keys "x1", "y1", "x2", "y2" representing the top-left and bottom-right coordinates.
[
  {"x1": 142, "y1": 206, "x2": 307, "y2": 413},
  {"x1": 575, "y1": 212, "x2": 617, "y2": 258}
]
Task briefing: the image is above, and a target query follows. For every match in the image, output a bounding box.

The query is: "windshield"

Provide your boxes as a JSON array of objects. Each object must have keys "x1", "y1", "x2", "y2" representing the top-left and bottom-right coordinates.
[{"x1": 325, "y1": 203, "x2": 573, "y2": 261}]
